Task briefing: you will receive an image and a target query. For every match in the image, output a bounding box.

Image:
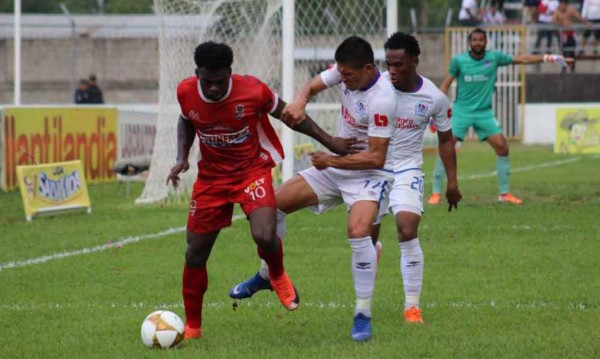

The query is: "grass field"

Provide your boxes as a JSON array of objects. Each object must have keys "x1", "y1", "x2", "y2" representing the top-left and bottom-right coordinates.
[{"x1": 1, "y1": 143, "x2": 600, "y2": 359}]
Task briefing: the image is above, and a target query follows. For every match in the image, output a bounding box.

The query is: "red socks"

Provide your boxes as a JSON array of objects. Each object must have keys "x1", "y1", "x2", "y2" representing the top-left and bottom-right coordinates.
[
  {"x1": 182, "y1": 266, "x2": 207, "y2": 329},
  {"x1": 257, "y1": 239, "x2": 285, "y2": 278}
]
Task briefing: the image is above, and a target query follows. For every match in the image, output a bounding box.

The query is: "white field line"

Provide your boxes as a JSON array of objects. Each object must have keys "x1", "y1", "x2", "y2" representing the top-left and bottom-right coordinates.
[
  {"x1": 1, "y1": 300, "x2": 597, "y2": 312},
  {"x1": 459, "y1": 157, "x2": 582, "y2": 180},
  {"x1": 0, "y1": 215, "x2": 244, "y2": 272}
]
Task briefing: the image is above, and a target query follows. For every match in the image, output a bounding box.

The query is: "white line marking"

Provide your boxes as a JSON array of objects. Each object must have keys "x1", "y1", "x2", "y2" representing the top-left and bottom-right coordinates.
[
  {"x1": 1, "y1": 300, "x2": 597, "y2": 311},
  {"x1": 0, "y1": 214, "x2": 244, "y2": 272},
  {"x1": 459, "y1": 157, "x2": 582, "y2": 180}
]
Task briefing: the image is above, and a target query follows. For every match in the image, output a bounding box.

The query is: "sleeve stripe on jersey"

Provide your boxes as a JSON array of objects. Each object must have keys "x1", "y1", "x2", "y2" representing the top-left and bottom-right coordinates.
[
  {"x1": 257, "y1": 119, "x2": 284, "y2": 164},
  {"x1": 181, "y1": 113, "x2": 189, "y2": 120},
  {"x1": 268, "y1": 94, "x2": 279, "y2": 115}
]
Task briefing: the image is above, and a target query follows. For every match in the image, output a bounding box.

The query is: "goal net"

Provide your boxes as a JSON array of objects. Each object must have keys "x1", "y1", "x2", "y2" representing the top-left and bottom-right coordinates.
[{"x1": 138, "y1": 0, "x2": 391, "y2": 204}]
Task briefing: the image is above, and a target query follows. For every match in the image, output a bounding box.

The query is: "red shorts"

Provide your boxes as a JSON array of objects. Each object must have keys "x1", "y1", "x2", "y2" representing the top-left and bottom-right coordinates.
[{"x1": 187, "y1": 171, "x2": 276, "y2": 234}]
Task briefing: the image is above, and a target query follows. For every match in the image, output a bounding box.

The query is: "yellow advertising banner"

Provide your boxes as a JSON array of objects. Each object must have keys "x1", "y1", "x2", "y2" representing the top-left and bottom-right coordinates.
[
  {"x1": 17, "y1": 160, "x2": 92, "y2": 221},
  {"x1": 2, "y1": 107, "x2": 118, "y2": 191},
  {"x1": 555, "y1": 108, "x2": 600, "y2": 154}
]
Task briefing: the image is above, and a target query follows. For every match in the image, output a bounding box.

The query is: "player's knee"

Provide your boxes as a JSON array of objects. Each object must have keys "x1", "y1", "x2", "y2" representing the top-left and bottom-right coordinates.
[
  {"x1": 398, "y1": 228, "x2": 418, "y2": 242},
  {"x1": 251, "y1": 228, "x2": 277, "y2": 250},
  {"x1": 347, "y1": 224, "x2": 371, "y2": 239},
  {"x1": 185, "y1": 245, "x2": 208, "y2": 268},
  {"x1": 496, "y1": 146, "x2": 509, "y2": 157}
]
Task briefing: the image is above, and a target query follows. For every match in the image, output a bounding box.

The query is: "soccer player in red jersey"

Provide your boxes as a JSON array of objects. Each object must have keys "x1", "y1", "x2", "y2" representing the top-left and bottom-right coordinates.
[{"x1": 167, "y1": 41, "x2": 357, "y2": 339}]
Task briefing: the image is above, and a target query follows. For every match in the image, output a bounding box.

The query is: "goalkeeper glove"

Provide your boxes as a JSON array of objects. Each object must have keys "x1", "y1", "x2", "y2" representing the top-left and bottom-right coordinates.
[{"x1": 543, "y1": 54, "x2": 567, "y2": 68}]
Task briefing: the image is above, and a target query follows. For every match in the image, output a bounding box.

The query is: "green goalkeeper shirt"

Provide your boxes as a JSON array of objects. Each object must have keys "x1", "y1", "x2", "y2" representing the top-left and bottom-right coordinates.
[{"x1": 449, "y1": 51, "x2": 513, "y2": 115}]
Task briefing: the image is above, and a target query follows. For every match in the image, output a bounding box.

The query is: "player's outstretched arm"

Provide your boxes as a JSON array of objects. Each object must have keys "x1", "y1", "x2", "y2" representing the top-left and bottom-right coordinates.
[
  {"x1": 272, "y1": 99, "x2": 360, "y2": 156},
  {"x1": 439, "y1": 74, "x2": 455, "y2": 95},
  {"x1": 166, "y1": 115, "x2": 195, "y2": 188},
  {"x1": 281, "y1": 75, "x2": 329, "y2": 125},
  {"x1": 310, "y1": 136, "x2": 390, "y2": 170},
  {"x1": 437, "y1": 129, "x2": 462, "y2": 211},
  {"x1": 512, "y1": 54, "x2": 569, "y2": 67}
]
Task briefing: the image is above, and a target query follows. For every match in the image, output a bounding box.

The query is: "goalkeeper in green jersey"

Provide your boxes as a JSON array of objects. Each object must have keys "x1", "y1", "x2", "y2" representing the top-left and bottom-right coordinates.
[{"x1": 428, "y1": 28, "x2": 569, "y2": 205}]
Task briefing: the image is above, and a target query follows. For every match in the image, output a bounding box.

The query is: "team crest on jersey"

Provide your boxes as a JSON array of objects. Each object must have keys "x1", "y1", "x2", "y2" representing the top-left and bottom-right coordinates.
[
  {"x1": 415, "y1": 103, "x2": 428, "y2": 116},
  {"x1": 356, "y1": 101, "x2": 366, "y2": 117},
  {"x1": 235, "y1": 104, "x2": 245, "y2": 120},
  {"x1": 485, "y1": 60, "x2": 491, "y2": 67},
  {"x1": 188, "y1": 110, "x2": 200, "y2": 121}
]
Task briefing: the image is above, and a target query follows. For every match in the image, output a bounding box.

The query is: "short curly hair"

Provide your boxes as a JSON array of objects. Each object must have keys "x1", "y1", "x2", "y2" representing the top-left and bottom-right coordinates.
[
  {"x1": 384, "y1": 32, "x2": 420, "y2": 57},
  {"x1": 194, "y1": 41, "x2": 234, "y2": 70}
]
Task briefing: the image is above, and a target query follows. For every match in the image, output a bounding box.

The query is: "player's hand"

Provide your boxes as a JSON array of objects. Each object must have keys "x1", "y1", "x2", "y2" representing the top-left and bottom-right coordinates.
[
  {"x1": 166, "y1": 160, "x2": 189, "y2": 188},
  {"x1": 445, "y1": 182, "x2": 462, "y2": 212},
  {"x1": 309, "y1": 151, "x2": 330, "y2": 170},
  {"x1": 281, "y1": 101, "x2": 307, "y2": 126},
  {"x1": 543, "y1": 54, "x2": 568, "y2": 68},
  {"x1": 328, "y1": 137, "x2": 364, "y2": 155}
]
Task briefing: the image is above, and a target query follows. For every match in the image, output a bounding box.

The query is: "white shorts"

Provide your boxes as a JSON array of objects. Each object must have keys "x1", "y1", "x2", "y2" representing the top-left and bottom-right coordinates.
[
  {"x1": 298, "y1": 167, "x2": 392, "y2": 220},
  {"x1": 387, "y1": 168, "x2": 425, "y2": 217}
]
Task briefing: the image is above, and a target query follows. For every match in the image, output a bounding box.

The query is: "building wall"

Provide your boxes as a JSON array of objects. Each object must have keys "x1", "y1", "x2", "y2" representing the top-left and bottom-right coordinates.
[{"x1": 1, "y1": 34, "x2": 598, "y2": 105}]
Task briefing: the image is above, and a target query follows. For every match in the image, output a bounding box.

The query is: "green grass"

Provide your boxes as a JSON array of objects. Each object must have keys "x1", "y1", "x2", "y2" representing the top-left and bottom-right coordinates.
[{"x1": 1, "y1": 143, "x2": 599, "y2": 359}]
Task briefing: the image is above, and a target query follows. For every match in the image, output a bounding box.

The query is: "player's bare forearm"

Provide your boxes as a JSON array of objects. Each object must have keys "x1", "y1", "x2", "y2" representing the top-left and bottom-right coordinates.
[
  {"x1": 439, "y1": 75, "x2": 454, "y2": 95},
  {"x1": 176, "y1": 115, "x2": 195, "y2": 162},
  {"x1": 438, "y1": 129, "x2": 461, "y2": 211},
  {"x1": 310, "y1": 137, "x2": 389, "y2": 170},
  {"x1": 512, "y1": 54, "x2": 544, "y2": 64},
  {"x1": 437, "y1": 130, "x2": 458, "y2": 186}
]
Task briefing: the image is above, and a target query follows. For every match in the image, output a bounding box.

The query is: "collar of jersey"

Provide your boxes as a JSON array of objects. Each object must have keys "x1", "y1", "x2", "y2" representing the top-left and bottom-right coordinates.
[
  {"x1": 197, "y1": 77, "x2": 233, "y2": 103},
  {"x1": 359, "y1": 69, "x2": 381, "y2": 91}
]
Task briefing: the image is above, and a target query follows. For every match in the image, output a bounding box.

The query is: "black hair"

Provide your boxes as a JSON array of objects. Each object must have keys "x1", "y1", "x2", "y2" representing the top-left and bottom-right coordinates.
[
  {"x1": 194, "y1": 41, "x2": 234, "y2": 70},
  {"x1": 384, "y1": 32, "x2": 421, "y2": 57},
  {"x1": 334, "y1": 36, "x2": 374, "y2": 69},
  {"x1": 88, "y1": 74, "x2": 97, "y2": 82},
  {"x1": 468, "y1": 28, "x2": 487, "y2": 41}
]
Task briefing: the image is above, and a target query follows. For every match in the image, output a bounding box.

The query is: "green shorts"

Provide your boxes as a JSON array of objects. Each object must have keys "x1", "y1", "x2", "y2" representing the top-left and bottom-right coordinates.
[{"x1": 452, "y1": 109, "x2": 503, "y2": 141}]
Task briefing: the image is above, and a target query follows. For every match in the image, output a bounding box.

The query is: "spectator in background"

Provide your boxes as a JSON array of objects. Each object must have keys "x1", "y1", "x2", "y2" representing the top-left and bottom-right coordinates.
[
  {"x1": 74, "y1": 79, "x2": 89, "y2": 104},
  {"x1": 459, "y1": 0, "x2": 482, "y2": 26},
  {"x1": 535, "y1": 0, "x2": 560, "y2": 53},
  {"x1": 581, "y1": 0, "x2": 600, "y2": 54},
  {"x1": 485, "y1": 3, "x2": 507, "y2": 24},
  {"x1": 87, "y1": 74, "x2": 104, "y2": 104},
  {"x1": 523, "y1": 0, "x2": 541, "y2": 24},
  {"x1": 553, "y1": 0, "x2": 593, "y2": 70}
]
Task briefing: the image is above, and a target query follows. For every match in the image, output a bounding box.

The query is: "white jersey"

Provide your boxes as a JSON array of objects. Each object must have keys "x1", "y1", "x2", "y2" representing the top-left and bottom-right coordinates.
[
  {"x1": 320, "y1": 64, "x2": 396, "y2": 172},
  {"x1": 382, "y1": 72, "x2": 452, "y2": 172}
]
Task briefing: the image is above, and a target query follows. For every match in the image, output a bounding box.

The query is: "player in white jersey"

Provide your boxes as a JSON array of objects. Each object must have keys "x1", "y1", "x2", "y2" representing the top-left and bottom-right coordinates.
[
  {"x1": 374, "y1": 32, "x2": 462, "y2": 323},
  {"x1": 229, "y1": 36, "x2": 396, "y2": 342}
]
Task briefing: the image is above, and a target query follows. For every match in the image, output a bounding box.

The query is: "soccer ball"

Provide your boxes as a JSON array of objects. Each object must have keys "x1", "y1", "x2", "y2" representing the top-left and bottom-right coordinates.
[{"x1": 140, "y1": 310, "x2": 184, "y2": 349}]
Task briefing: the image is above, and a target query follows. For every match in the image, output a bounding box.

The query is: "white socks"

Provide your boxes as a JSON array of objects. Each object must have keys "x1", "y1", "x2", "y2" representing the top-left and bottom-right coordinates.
[
  {"x1": 258, "y1": 209, "x2": 287, "y2": 280},
  {"x1": 350, "y1": 236, "x2": 377, "y2": 317},
  {"x1": 400, "y1": 238, "x2": 424, "y2": 310}
]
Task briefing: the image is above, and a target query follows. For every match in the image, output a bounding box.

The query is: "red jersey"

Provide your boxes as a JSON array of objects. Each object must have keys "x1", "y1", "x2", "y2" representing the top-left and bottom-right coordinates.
[{"x1": 177, "y1": 74, "x2": 284, "y2": 184}]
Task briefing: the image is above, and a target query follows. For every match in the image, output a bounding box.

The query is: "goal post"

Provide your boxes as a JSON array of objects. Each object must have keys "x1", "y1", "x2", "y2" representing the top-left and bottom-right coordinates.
[{"x1": 138, "y1": 0, "x2": 399, "y2": 204}]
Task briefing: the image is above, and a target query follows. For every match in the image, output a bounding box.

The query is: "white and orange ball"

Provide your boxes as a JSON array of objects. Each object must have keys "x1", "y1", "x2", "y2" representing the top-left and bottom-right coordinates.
[{"x1": 140, "y1": 310, "x2": 184, "y2": 349}]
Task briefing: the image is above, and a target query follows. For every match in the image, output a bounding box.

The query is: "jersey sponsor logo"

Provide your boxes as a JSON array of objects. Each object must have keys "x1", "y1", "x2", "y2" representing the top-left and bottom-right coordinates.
[
  {"x1": 374, "y1": 114, "x2": 389, "y2": 127},
  {"x1": 342, "y1": 106, "x2": 368, "y2": 129},
  {"x1": 235, "y1": 104, "x2": 245, "y2": 120},
  {"x1": 464, "y1": 74, "x2": 489, "y2": 82},
  {"x1": 415, "y1": 103, "x2": 428, "y2": 116},
  {"x1": 198, "y1": 126, "x2": 251, "y2": 147},
  {"x1": 396, "y1": 117, "x2": 420, "y2": 130},
  {"x1": 188, "y1": 110, "x2": 200, "y2": 121}
]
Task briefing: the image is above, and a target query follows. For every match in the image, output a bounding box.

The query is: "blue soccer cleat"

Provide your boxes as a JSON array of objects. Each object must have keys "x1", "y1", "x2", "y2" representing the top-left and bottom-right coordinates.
[
  {"x1": 229, "y1": 272, "x2": 272, "y2": 299},
  {"x1": 351, "y1": 313, "x2": 372, "y2": 342}
]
